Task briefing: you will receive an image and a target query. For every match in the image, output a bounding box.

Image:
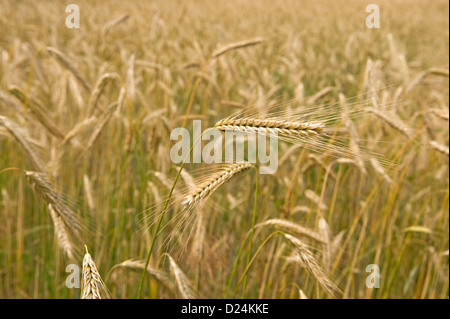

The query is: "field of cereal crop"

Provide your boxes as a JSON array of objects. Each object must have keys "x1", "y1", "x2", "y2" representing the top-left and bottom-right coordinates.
[{"x1": 0, "y1": 0, "x2": 448, "y2": 299}]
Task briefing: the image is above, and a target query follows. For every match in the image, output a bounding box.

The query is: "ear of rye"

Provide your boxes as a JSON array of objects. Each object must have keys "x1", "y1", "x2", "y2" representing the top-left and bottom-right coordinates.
[
  {"x1": 167, "y1": 255, "x2": 198, "y2": 299},
  {"x1": 81, "y1": 246, "x2": 108, "y2": 299},
  {"x1": 284, "y1": 233, "x2": 339, "y2": 298}
]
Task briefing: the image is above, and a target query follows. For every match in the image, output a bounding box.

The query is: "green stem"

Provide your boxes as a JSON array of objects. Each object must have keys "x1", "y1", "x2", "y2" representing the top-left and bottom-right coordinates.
[
  {"x1": 225, "y1": 229, "x2": 252, "y2": 297},
  {"x1": 242, "y1": 169, "x2": 258, "y2": 297},
  {"x1": 0, "y1": 167, "x2": 23, "y2": 175},
  {"x1": 136, "y1": 128, "x2": 210, "y2": 299},
  {"x1": 232, "y1": 231, "x2": 281, "y2": 298}
]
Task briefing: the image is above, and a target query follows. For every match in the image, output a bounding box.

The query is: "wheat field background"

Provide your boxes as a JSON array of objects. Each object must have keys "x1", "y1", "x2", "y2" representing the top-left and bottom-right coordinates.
[{"x1": 0, "y1": 0, "x2": 448, "y2": 299}]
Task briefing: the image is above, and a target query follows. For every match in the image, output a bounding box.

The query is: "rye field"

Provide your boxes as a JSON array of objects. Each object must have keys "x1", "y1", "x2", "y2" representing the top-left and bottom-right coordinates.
[{"x1": 0, "y1": 0, "x2": 448, "y2": 299}]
